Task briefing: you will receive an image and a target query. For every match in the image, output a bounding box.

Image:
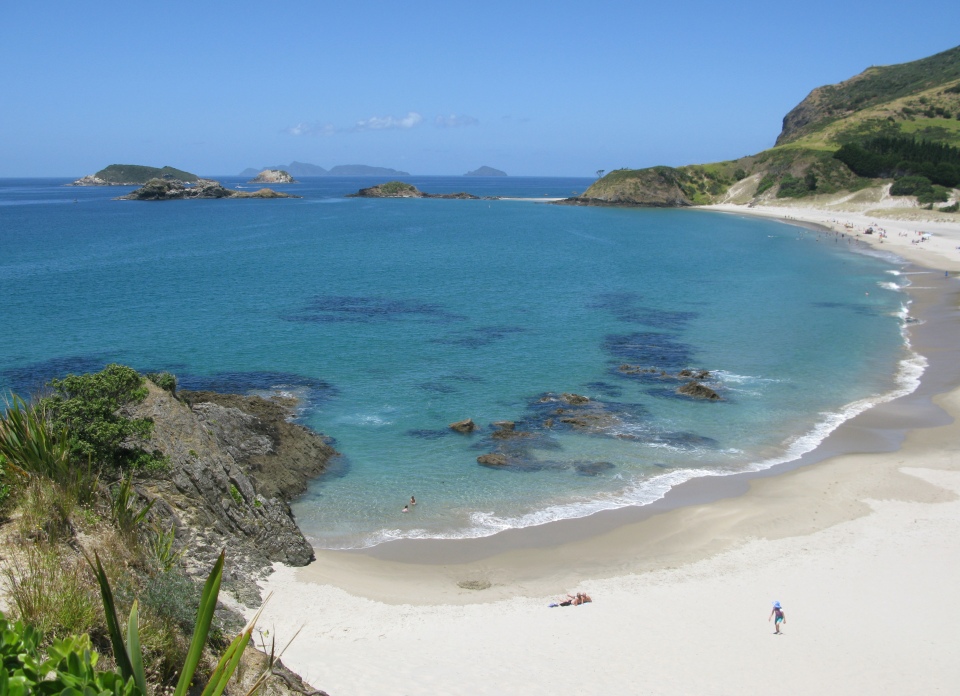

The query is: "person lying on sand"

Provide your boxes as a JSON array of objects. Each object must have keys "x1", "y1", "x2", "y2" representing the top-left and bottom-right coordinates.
[{"x1": 549, "y1": 592, "x2": 592, "y2": 607}]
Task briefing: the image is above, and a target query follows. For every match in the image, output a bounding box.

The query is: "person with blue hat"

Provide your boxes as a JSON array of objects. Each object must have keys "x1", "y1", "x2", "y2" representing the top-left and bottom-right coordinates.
[{"x1": 769, "y1": 601, "x2": 786, "y2": 634}]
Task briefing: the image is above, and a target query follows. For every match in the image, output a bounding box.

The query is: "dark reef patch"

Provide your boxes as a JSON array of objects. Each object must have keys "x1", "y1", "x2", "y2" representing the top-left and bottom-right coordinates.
[
  {"x1": 176, "y1": 370, "x2": 339, "y2": 415},
  {"x1": 603, "y1": 332, "x2": 695, "y2": 370},
  {"x1": 812, "y1": 301, "x2": 878, "y2": 317},
  {"x1": 405, "y1": 428, "x2": 451, "y2": 440},
  {"x1": 417, "y1": 381, "x2": 458, "y2": 394},
  {"x1": 583, "y1": 381, "x2": 623, "y2": 398},
  {"x1": 431, "y1": 325, "x2": 525, "y2": 349},
  {"x1": 588, "y1": 292, "x2": 697, "y2": 330},
  {"x1": 282, "y1": 295, "x2": 466, "y2": 324},
  {"x1": 0, "y1": 355, "x2": 111, "y2": 396}
]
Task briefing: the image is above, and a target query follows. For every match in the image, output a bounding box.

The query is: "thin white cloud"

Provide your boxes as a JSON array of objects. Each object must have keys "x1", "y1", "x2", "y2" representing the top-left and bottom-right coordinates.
[
  {"x1": 435, "y1": 114, "x2": 479, "y2": 128},
  {"x1": 353, "y1": 112, "x2": 423, "y2": 131},
  {"x1": 285, "y1": 122, "x2": 336, "y2": 137}
]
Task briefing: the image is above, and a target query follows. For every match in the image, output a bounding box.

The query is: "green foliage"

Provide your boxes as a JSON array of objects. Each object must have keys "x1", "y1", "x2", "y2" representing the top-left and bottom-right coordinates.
[
  {"x1": 941, "y1": 201, "x2": 960, "y2": 212},
  {"x1": 0, "y1": 395, "x2": 72, "y2": 484},
  {"x1": 2, "y1": 543, "x2": 101, "y2": 640},
  {"x1": 95, "y1": 164, "x2": 199, "y2": 184},
  {"x1": 0, "y1": 613, "x2": 139, "y2": 696},
  {"x1": 776, "y1": 173, "x2": 818, "y2": 198},
  {"x1": 756, "y1": 175, "x2": 777, "y2": 195},
  {"x1": 918, "y1": 185, "x2": 950, "y2": 204},
  {"x1": 145, "y1": 523, "x2": 185, "y2": 572},
  {"x1": 147, "y1": 372, "x2": 177, "y2": 395},
  {"x1": 377, "y1": 180, "x2": 418, "y2": 195},
  {"x1": 41, "y1": 364, "x2": 163, "y2": 475},
  {"x1": 229, "y1": 484, "x2": 243, "y2": 506},
  {"x1": 140, "y1": 567, "x2": 200, "y2": 633},
  {"x1": 834, "y1": 136, "x2": 960, "y2": 184},
  {"x1": 890, "y1": 175, "x2": 934, "y2": 196},
  {"x1": 109, "y1": 473, "x2": 154, "y2": 535},
  {"x1": 91, "y1": 550, "x2": 269, "y2": 696},
  {"x1": 733, "y1": 168, "x2": 747, "y2": 181}
]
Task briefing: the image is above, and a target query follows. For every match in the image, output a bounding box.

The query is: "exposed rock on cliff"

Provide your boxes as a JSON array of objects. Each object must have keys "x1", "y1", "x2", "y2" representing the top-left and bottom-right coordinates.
[
  {"x1": 346, "y1": 181, "x2": 482, "y2": 199},
  {"x1": 249, "y1": 169, "x2": 297, "y2": 184},
  {"x1": 115, "y1": 178, "x2": 300, "y2": 201},
  {"x1": 128, "y1": 384, "x2": 337, "y2": 605}
]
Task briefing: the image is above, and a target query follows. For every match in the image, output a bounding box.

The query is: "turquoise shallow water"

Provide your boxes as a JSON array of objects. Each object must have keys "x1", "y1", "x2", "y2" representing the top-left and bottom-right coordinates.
[{"x1": 0, "y1": 177, "x2": 917, "y2": 548}]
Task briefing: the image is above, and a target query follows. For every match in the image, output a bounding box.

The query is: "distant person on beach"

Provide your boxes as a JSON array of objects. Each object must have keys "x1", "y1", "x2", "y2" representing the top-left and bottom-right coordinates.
[
  {"x1": 410, "y1": 495, "x2": 416, "y2": 506},
  {"x1": 769, "y1": 601, "x2": 786, "y2": 634},
  {"x1": 402, "y1": 505, "x2": 409, "y2": 513}
]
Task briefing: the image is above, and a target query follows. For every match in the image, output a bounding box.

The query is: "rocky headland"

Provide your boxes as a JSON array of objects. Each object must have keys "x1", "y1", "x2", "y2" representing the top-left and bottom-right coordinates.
[
  {"x1": 116, "y1": 178, "x2": 300, "y2": 200},
  {"x1": 346, "y1": 181, "x2": 485, "y2": 199},
  {"x1": 127, "y1": 384, "x2": 338, "y2": 605},
  {"x1": 249, "y1": 169, "x2": 297, "y2": 184}
]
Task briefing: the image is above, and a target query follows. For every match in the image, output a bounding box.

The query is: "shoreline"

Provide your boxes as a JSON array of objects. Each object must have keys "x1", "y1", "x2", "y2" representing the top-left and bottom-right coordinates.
[{"x1": 248, "y1": 202, "x2": 960, "y2": 694}]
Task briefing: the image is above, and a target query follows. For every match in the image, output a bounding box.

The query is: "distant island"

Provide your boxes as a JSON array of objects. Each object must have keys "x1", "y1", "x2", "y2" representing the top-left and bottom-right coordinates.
[
  {"x1": 248, "y1": 169, "x2": 297, "y2": 184},
  {"x1": 116, "y1": 178, "x2": 300, "y2": 201},
  {"x1": 238, "y1": 162, "x2": 409, "y2": 177},
  {"x1": 465, "y1": 166, "x2": 507, "y2": 176},
  {"x1": 69, "y1": 164, "x2": 199, "y2": 186},
  {"x1": 345, "y1": 181, "x2": 485, "y2": 199}
]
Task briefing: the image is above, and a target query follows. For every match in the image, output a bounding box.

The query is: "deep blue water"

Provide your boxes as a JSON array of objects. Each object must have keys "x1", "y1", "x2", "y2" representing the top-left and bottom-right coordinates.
[{"x1": 0, "y1": 176, "x2": 917, "y2": 547}]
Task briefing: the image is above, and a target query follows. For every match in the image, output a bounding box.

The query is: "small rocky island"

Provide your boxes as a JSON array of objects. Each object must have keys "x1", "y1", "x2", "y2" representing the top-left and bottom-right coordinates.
[
  {"x1": 346, "y1": 181, "x2": 484, "y2": 199},
  {"x1": 69, "y1": 163, "x2": 200, "y2": 186},
  {"x1": 465, "y1": 165, "x2": 507, "y2": 176},
  {"x1": 116, "y1": 178, "x2": 300, "y2": 200},
  {"x1": 248, "y1": 168, "x2": 297, "y2": 184}
]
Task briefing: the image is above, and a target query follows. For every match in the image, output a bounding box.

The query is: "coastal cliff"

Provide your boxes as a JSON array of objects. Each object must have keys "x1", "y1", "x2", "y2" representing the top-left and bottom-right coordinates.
[
  {"x1": 558, "y1": 167, "x2": 695, "y2": 207},
  {"x1": 128, "y1": 384, "x2": 338, "y2": 604}
]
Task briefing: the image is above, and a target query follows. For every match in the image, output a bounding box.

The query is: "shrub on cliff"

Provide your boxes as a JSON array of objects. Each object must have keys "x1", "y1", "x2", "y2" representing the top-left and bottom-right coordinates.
[{"x1": 40, "y1": 364, "x2": 166, "y2": 475}]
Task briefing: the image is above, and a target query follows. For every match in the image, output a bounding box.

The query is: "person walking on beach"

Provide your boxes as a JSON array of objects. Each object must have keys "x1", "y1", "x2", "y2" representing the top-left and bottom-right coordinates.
[{"x1": 769, "y1": 601, "x2": 786, "y2": 634}]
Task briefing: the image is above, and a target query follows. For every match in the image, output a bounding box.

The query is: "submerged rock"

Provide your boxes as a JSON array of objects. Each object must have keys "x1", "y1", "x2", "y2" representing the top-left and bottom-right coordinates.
[{"x1": 477, "y1": 453, "x2": 508, "y2": 466}]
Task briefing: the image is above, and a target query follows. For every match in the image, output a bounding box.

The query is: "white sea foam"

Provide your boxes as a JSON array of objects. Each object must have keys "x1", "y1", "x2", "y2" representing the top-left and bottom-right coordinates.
[{"x1": 878, "y1": 281, "x2": 901, "y2": 291}]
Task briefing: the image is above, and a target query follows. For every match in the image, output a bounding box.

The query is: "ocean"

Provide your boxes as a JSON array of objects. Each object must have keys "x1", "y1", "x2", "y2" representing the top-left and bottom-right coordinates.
[{"x1": 0, "y1": 176, "x2": 919, "y2": 548}]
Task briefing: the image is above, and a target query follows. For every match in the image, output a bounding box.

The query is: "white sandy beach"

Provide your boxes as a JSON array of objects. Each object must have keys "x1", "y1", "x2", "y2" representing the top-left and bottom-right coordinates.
[{"x1": 247, "y1": 203, "x2": 960, "y2": 696}]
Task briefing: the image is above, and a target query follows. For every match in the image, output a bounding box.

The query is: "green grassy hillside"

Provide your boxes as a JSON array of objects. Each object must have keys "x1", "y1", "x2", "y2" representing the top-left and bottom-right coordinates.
[
  {"x1": 95, "y1": 164, "x2": 200, "y2": 184},
  {"x1": 580, "y1": 45, "x2": 960, "y2": 207}
]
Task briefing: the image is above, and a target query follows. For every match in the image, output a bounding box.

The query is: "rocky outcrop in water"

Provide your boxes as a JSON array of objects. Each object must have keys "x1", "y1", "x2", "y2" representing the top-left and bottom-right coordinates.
[
  {"x1": 115, "y1": 178, "x2": 300, "y2": 201},
  {"x1": 249, "y1": 169, "x2": 297, "y2": 184},
  {"x1": 449, "y1": 418, "x2": 477, "y2": 433},
  {"x1": 128, "y1": 384, "x2": 337, "y2": 605},
  {"x1": 676, "y1": 381, "x2": 721, "y2": 400},
  {"x1": 346, "y1": 181, "x2": 482, "y2": 199}
]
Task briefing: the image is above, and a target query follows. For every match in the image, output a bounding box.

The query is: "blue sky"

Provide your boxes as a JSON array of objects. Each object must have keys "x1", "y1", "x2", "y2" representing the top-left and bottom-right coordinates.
[{"x1": 2, "y1": 1, "x2": 959, "y2": 177}]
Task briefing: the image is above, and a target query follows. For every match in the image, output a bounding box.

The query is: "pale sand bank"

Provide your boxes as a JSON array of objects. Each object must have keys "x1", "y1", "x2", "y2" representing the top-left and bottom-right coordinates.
[{"x1": 248, "y1": 204, "x2": 960, "y2": 695}]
